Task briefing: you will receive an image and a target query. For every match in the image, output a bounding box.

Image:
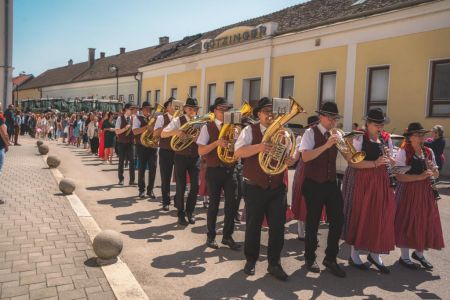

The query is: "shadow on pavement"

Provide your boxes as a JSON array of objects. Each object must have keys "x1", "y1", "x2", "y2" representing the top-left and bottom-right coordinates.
[
  {"x1": 122, "y1": 221, "x2": 187, "y2": 243},
  {"x1": 97, "y1": 196, "x2": 141, "y2": 208},
  {"x1": 116, "y1": 208, "x2": 178, "y2": 224},
  {"x1": 86, "y1": 184, "x2": 128, "y2": 191}
]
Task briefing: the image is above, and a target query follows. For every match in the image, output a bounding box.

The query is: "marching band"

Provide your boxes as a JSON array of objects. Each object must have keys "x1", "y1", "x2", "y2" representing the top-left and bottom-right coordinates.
[{"x1": 112, "y1": 96, "x2": 444, "y2": 281}]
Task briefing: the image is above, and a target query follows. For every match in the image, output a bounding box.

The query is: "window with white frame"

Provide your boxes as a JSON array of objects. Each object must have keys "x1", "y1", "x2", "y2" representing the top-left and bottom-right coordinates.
[
  {"x1": 318, "y1": 72, "x2": 336, "y2": 108},
  {"x1": 208, "y1": 83, "x2": 216, "y2": 106},
  {"x1": 171, "y1": 88, "x2": 177, "y2": 99},
  {"x1": 128, "y1": 94, "x2": 134, "y2": 102},
  {"x1": 155, "y1": 90, "x2": 161, "y2": 104},
  {"x1": 225, "y1": 81, "x2": 234, "y2": 103},
  {"x1": 189, "y1": 86, "x2": 197, "y2": 99},
  {"x1": 280, "y1": 76, "x2": 294, "y2": 98},
  {"x1": 429, "y1": 59, "x2": 450, "y2": 117},
  {"x1": 146, "y1": 91, "x2": 151, "y2": 102},
  {"x1": 367, "y1": 66, "x2": 389, "y2": 114}
]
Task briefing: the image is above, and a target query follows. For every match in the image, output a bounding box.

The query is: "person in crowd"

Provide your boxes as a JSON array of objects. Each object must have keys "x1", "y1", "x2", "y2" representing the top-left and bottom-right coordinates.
[
  {"x1": 13, "y1": 110, "x2": 21, "y2": 145},
  {"x1": 425, "y1": 125, "x2": 445, "y2": 171},
  {"x1": 88, "y1": 116, "x2": 99, "y2": 154},
  {"x1": 102, "y1": 112, "x2": 116, "y2": 164}
]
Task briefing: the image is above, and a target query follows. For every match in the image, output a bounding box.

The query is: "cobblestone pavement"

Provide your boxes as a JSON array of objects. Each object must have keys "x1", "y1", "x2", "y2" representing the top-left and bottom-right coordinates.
[
  {"x1": 0, "y1": 140, "x2": 115, "y2": 300},
  {"x1": 42, "y1": 136, "x2": 450, "y2": 300}
]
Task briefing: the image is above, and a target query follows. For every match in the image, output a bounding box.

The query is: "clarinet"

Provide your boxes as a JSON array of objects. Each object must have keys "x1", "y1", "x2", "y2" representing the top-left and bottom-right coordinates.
[
  {"x1": 378, "y1": 132, "x2": 396, "y2": 187},
  {"x1": 420, "y1": 144, "x2": 441, "y2": 200}
]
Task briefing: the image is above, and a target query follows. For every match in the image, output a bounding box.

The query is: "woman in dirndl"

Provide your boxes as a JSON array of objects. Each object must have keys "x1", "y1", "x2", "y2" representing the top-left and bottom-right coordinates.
[
  {"x1": 342, "y1": 108, "x2": 396, "y2": 273},
  {"x1": 394, "y1": 122, "x2": 444, "y2": 270}
]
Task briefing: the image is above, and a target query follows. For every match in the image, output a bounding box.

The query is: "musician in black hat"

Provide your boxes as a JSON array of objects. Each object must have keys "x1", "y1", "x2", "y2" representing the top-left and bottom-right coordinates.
[
  {"x1": 161, "y1": 98, "x2": 200, "y2": 225},
  {"x1": 115, "y1": 103, "x2": 136, "y2": 185},
  {"x1": 196, "y1": 97, "x2": 240, "y2": 250},
  {"x1": 132, "y1": 101, "x2": 157, "y2": 199},
  {"x1": 235, "y1": 97, "x2": 292, "y2": 281},
  {"x1": 153, "y1": 97, "x2": 177, "y2": 211},
  {"x1": 299, "y1": 101, "x2": 346, "y2": 278}
]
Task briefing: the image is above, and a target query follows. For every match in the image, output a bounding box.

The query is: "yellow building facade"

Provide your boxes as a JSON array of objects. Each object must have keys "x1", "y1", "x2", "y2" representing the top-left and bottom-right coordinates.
[{"x1": 140, "y1": 1, "x2": 450, "y2": 140}]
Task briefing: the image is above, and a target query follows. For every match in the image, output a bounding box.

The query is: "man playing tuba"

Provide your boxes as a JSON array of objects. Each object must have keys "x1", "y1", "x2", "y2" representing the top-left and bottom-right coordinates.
[
  {"x1": 234, "y1": 97, "x2": 294, "y2": 281},
  {"x1": 132, "y1": 101, "x2": 157, "y2": 199},
  {"x1": 196, "y1": 97, "x2": 241, "y2": 251},
  {"x1": 161, "y1": 98, "x2": 200, "y2": 225}
]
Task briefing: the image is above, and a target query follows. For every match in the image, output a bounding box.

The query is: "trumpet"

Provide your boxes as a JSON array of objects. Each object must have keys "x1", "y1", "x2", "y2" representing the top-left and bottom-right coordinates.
[
  {"x1": 330, "y1": 128, "x2": 366, "y2": 163},
  {"x1": 217, "y1": 102, "x2": 252, "y2": 164},
  {"x1": 258, "y1": 97, "x2": 305, "y2": 175},
  {"x1": 170, "y1": 112, "x2": 215, "y2": 152},
  {"x1": 140, "y1": 104, "x2": 165, "y2": 148}
]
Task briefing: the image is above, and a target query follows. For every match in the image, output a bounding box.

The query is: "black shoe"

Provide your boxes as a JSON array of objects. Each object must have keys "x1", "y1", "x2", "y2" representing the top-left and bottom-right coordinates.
[
  {"x1": 348, "y1": 257, "x2": 369, "y2": 270},
  {"x1": 412, "y1": 252, "x2": 433, "y2": 270},
  {"x1": 178, "y1": 216, "x2": 188, "y2": 226},
  {"x1": 399, "y1": 257, "x2": 420, "y2": 270},
  {"x1": 162, "y1": 205, "x2": 170, "y2": 211},
  {"x1": 206, "y1": 238, "x2": 219, "y2": 249},
  {"x1": 147, "y1": 190, "x2": 156, "y2": 199},
  {"x1": 203, "y1": 201, "x2": 209, "y2": 209},
  {"x1": 297, "y1": 236, "x2": 305, "y2": 241},
  {"x1": 267, "y1": 264, "x2": 288, "y2": 281},
  {"x1": 139, "y1": 192, "x2": 146, "y2": 199},
  {"x1": 322, "y1": 259, "x2": 346, "y2": 278},
  {"x1": 118, "y1": 180, "x2": 124, "y2": 185},
  {"x1": 367, "y1": 254, "x2": 390, "y2": 274},
  {"x1": 234, "y1": 212, "x2": 241, "y2": 223},
  {"x1": 222, "y1": 237, "x2": 241, "y2": 251},
  {"x1": 306, "y1": 260, "x2": 320, "y2": 273},
  {"x1": 244, "y1": 261, "x2": 255, "y2": 275},
  {"x1": 186, "y1": 213, "x2": 195, "y2": 224},
  {"x1": 129, "y1": 181, "x2": 137, "y2": 186}
]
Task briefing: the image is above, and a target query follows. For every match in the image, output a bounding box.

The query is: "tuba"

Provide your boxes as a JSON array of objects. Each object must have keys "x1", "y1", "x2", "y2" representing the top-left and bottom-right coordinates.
[
  {"x1": 217, "y1": 102, "x2": 253, "y2": 164},
  {"x1": 329, "y1": 128, "x2": 366, "y2": 163},
  {"x1": 140, "y1": 104, "x2": 165, "y2": 148},
  {"x1": 170, "y1": 112, "x2": 215, "y2": 152},
  {"x1": 259, "y1": 97, "x2": 305, "y2": 175}
]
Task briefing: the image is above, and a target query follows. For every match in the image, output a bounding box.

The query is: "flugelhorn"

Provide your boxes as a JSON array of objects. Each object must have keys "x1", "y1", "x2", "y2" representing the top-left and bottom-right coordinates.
[
  {"x1": 330, "y1": 128, "x2": 366, "y2": 163},
  {"x1": 140, "y1": 104, "x2": 165, "y2": 148},
  {"x1": 170, "y1": 112, "x2": 215, "y2": 152},
  {"x1": 217, "y1": 102, "x2": 252, "y2": 164},
  {"x1": 258, "y1": 97, "x2": 305, "y2": 175}
]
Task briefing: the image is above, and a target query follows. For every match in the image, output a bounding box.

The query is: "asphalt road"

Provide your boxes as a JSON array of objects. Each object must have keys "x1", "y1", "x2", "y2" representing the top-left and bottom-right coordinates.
[{"x1": 45, "y1": 138, "x2": 450, "y2": 300}]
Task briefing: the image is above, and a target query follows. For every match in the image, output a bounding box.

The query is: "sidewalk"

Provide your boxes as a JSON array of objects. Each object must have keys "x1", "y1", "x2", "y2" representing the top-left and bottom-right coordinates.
[{"x1": 0, "y1": 139, "x2": 115, "y2": 299}]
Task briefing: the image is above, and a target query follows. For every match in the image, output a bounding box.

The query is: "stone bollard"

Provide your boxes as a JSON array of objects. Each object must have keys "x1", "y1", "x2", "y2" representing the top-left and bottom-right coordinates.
[
  {"x1": 38, "y1": 144, "x2": 49, "y2": 155},
  {"x1": 93, "y1": 230, "x2": 123, "y2": 263},
  {"x1": 36, "y1": 140, "x2": 44, "y2": 147},
  {"x1": 59, "y1": 178, "x2": 76, "y2": 195},
  {"x1": 46, "y1": 156, "x2": 61, "y2": 168}
]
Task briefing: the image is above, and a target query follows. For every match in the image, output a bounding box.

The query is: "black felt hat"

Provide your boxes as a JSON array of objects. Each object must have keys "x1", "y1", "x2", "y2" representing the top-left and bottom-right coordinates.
[
  {"x1": 403, "y1": 122, "x2": 430, "y2": 137},
  {"x1": 315, "y1": 101, "x2": 342, "y2": 119},
  {"x1": 209, "y1": 97, "x2": 233, "y2": 112},
  {"x1": 363, "y1": 108, "x2": 388, "y2": 124},
  {"x1": 163, "y1": 97, "x2": 175, "y2": 109},
  {"x1": 141, "y1": 101, "x2": 152, "y2": 109},
  {"x1": 252, "y1": 97, "x2": 272, "y2": 118},
  {"x1": 305, "y1": 115, "x2": 319, "y2": 129},
  {"x1": 184, "y1": 97, "x2": 200, "y2": 108}
]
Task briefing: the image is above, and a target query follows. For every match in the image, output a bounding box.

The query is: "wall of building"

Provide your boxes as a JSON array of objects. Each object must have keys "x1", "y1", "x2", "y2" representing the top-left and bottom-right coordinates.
[
  {"x1": 141, "y1": 76, "x2": 164, "y2": 105},
  {"x1": 167, "y1": 69, "x2": 201, "y2": 101},
  {"x1": 17, "y1": 88, "x2": 40, "y2": 101}
]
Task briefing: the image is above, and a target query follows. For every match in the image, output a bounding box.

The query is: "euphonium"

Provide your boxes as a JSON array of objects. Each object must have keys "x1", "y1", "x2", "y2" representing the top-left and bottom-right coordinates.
[
  {"x1": 170, "y1": 112, "x2": 215, "y2": 152},
  {"x1": 140, "y1": 104, "x2": 165, "y2": 148},
  {"x1": 329, "y1": 128, "x2": 366, "y2": 163},
  {"x1": 217, "y1": 102, "x2": 252, "y2": 164},
  {"x1": 258, "y1": 97, "x2": 305, "y2": 175}
]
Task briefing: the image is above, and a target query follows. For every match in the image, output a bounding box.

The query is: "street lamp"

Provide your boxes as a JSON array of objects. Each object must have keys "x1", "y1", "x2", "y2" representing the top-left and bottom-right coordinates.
[{"x1": 108, "y1": 64, "x2": 119, "y2": 101}]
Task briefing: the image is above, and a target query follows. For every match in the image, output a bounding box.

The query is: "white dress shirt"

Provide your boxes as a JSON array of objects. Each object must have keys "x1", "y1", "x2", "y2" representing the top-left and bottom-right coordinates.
[
  {"x1": 115, "y1": 114, "x2": 133, "y2": 129},
  {"x1": 196, "y1": 119, "x2": 223, "y2": 146},
  {"x1": 154, "y1": 114, "x2": 173, "y2": 130},
  {"x1": 352, "y1": 134, "x2": 394, "y2": 153},
  {"x1": 299, "y1": 123, "x2": 327, "y2": 152},
  {"x1": 395, "y1": 148, "x2": 436, "y2": 167},
  {"x1": 132, "y1": 115, "x2": 149, "y2": 130},
  {"x1": 162, "y1": 115, "x2": 192, "y2": 132},
  {"x1": 234, "y1": 124, "x2": 267, "y2": 151}
]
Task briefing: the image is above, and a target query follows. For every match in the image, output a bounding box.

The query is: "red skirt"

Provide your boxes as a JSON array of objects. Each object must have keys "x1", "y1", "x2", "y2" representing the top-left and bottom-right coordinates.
[
  {"x1": 343, "y1": 166, "x2": 396, "y2": 253},
  {"x1": 291, "y1": 161, "x2": 326, "y2": 222},
  {"x1": 395, "y1": 179, "x2": 444, "y2": 251}
]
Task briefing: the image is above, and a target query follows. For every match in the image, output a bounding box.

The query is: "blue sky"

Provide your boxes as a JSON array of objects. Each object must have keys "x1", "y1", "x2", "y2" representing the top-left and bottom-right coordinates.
[{"x1": 13, "y1": 0, "x2": 305, "y2": 76}]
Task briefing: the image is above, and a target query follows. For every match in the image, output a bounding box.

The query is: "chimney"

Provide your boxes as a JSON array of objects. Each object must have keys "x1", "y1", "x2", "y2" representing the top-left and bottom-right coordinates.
[
  {"x1": 68, "y1": 59, "x2": 73, "y2": 66},
  {"x1": 88, "y1": 48, "x2": 96, "y2": 66},
  {"x1": 159, "y1": 36, "x2": 169, "y2": 46},
  {"x1": 120, "y1": 47, "x2": 126, "y2": 54},
  {"x1": 100, "y1": 52, "x2": 105, "y2": 59}
]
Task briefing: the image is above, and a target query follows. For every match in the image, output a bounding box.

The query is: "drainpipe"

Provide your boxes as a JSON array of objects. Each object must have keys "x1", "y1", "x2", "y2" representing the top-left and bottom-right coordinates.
[
  {"x1": 2, "y1": 0, "x2": 11, "y2": 109},
  {"x1": 134, "y1": 72, "x2": 142, "y2": 106}
]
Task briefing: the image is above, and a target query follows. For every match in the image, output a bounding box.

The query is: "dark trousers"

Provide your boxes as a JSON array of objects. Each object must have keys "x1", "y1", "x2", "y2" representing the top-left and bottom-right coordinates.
[
  {"x1": 244, "y1": 182, "x2": 286, "y2": 265},
  {"x1": 235, "y1": 162, "x2": 243, "y2": 215},
  {"x1": 136, "y1": 144, "x2": 157, "y2": 193},
  {"x1": 14, "y1": 125, "x2": 19, "y2": 145},
  {"x1": 159, "y1": 148, "x2": 175, "y2": 205},
  {"x1": 174, "y1": 154, "x2": 199, "y2": 217},
  {"x1": 90, "y1": 137, "x2": 99, "y2": 154},
  {"x1": 117, "y1": 142, "x2": 135, "y2": 183},
  {"x1": 302, "y1": 178, "x2": 344, "y2": 263},
  {"x1": 206, "y1": 166, "x2": 238, "y2": 240}
]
